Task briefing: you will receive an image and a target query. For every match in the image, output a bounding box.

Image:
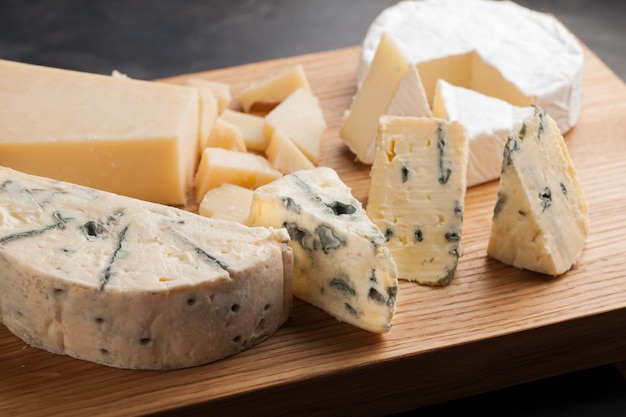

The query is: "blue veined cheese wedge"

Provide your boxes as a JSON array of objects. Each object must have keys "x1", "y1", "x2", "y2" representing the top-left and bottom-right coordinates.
[
  {"x1": 247, "y1": 167, "x2": 398, "y2": 333},
  {"x1": 0, "y1": 166, "x2": 293, "y2": 369},
  {"x1": 367, "y1": 116, "x2": 469, "y2": 286},
  {"x1": 487, "y1": 106, "x2": 589, "y2": 275}
]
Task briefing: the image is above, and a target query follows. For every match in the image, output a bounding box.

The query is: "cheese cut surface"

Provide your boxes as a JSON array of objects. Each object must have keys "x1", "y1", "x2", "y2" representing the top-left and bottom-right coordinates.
[
  {"x1": 433, "y1": 79, "x2": 534, "y2": 187},
  {"x1": 387, "y1": 64, "x2": 433, "y2": 119},
  {"x1": 266, "y1": 129, "x2": 316, "y2": 175},
  {"x1": 0, "y1": 59, "x2": 200, "y2": 206},
  {"x1": 248, "y1": 167, "x2": 398, "y2": 333},
  {"x1": 186, "y1": 77, "x2": 232, "y2": 113},
  {"x1": 358, "y1": 0, "x2": 584, "y2": 134},
  {"x1": 206, "y1": 117, "x2": 248, "y2": 152},
  {"x1": 340, "y1": 33, "x2": 411, "y2": 164},
  {"x1": 194, "y1": 147, "x2": 282, "y2": 203},
  {"x1": 487, "y1": 106, "x2": 589, "y2": 275},
  {"x1": 220, "y1": 109, "x2": 268, "y2": 152},
  {"x1": 264, "y1": 88, "x2": 326, "y2": 164},
  {"x1": 199, "y1": 183, "x2": 254, "y2": 224},
  {"x1": 367, "y1": 116, "x2": 469, "y2": 286},
  {"x1": 0, "y1": 166, "x2": 293, "y2": 370},
  {"x1": 239, "y1": 65, "x2": 311, "y2": 113}
]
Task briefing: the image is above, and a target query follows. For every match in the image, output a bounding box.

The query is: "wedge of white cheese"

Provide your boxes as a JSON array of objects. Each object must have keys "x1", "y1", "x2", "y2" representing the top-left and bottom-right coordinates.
[
  {"x1": 248, "y1": 167, "x2": 398, "y2": 333},
  {"x1": 487, "y1": 106, "x2": 589, "y2": 275},
  {"x1": 0, "y1": 166, "x2": 293, "y2": 369},
  {"x1": 367, "y1": 116, "x2": 469, "y2": 286},
  {"x1": 358, "y1": 0, "x2": 584, "y2": 134},
  {"x1": 340, "y1": 33, "x2": 431, "y2": 164},
  {"x1": 433, "y1": 79, "x2": 534, "y2": 187}
]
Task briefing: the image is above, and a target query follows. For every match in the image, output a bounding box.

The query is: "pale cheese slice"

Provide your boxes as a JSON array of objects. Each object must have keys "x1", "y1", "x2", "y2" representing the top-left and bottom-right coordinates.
[
  {"x1": 487, "y1": 106, "x2": 589, "y2": 275},
  {"x1": 194, "y1": 147, "x2": 282, "y2": 203},
  {"x1": 248, "y1": 167, "x2": 398, "y2": 333},
  {"x1": 206, "y1": 117, "x2": 247, "y2": 152},
  {"x1": 239, "y1": 65, "x2": 312, "y2": 113},
  {"x1": 266, "y1": 129, "x2": 316, "y2": 175},
  {"x1": 264, "y1": 88, "x2": 326, "y2": 164},
  {"x1": 0, "y1": 165, "x2": 292, "y2": 370},
  {"x1": 220, "y1": 109, "x2": 268, "y2": 152},
  {"x1": 186, "y1": 77, "x2": 232, "y2": 113},
  {"x1": 199, "y1": 183, "x2": 254, "y2": 224},
  {"x1": 433, "y1": 79, "x2": 534, "y2": 187},
  {"x1": 367, "y1": 115, "x2": 469, "y2": 286}
]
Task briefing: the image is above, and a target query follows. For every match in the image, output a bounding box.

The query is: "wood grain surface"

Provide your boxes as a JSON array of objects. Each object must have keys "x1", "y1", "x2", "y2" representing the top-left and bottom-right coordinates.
[{"x1": 1, "y1": 44, "x2": 626, "y2": 417}]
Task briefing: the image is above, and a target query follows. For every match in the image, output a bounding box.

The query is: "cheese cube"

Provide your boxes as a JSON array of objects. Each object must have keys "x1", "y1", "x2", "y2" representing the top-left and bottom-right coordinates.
[
  {"x1": 193, "y1": 87, "x2": 219, "y2": 152},
  {"x1": 248, "y1": 167, "x2": 398, "y2": 333},
  {"x1": 266, "y1": 129, "x2": 315, "y2": 174},
  {"x1": 199, "y1": 183, "x2": 254, "y2": 224},
  {"x1": 206, "y1": 117, "x2": 247, "y2": 152},
  {"x1": 194, "y1": 147, "x2": 282, "y2": 203},
  {"x1": 367, "y1": 116, "x2": 469, "y2": 286},
  {"x1": 239, "y1": 65, "x2": 312, "y2": 113},
  {"x1": 220, "y1": 109, "x2": 268, "y2": 152},
  {"x1": 186, "y1": 77, "x2": 232, "y2": 113},
  {"x1": 264, "y1": 88, "x2": 326, "y2": 164},
  {"x1": 0, "y1": 165, "x2": 292, "y2": 369},
  {"x1": 0, "y1": 59, "x2": 200, "y2": 206},
  {"x1": 487, "y1": 106, "x2": 589, "y2": 275}
]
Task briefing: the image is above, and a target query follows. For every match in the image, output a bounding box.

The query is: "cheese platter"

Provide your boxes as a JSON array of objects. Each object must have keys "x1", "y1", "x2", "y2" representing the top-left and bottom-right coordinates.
[{"x1": 0, "y1": 37, "x2": 625, "y2": 415}]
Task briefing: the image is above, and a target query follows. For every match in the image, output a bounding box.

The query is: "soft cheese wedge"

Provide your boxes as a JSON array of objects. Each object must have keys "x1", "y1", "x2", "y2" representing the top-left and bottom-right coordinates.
[
  {"x1": 248, "y1": 167, "x2": 398, "y2": 333},
  {"x1": 341, "y1": 34, "x2": 433, "y2": 164},
  {"x1": 367, "y1": 116, "x2": 469, "y2": 286},
  {"x1": 0, "y1": 59, "x2": 201, "y2": 206},
  {"x1": 359, "y1": 0, "x2": 584, "y2": 133},
  {"x1": 487, "y1": 106, "x2": 589, "y2": 275},
  {"x1": 433, "y1": 79, "x2": 534, "y2": 187},
  {"x1": 0, "y1": 166, "x2": 293, "y2": 370}
]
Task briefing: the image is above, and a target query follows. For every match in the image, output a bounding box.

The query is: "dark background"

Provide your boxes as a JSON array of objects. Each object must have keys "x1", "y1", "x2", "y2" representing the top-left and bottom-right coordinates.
[{"x1": 1, "y1": 1, "x2": 625, "y2": 415}]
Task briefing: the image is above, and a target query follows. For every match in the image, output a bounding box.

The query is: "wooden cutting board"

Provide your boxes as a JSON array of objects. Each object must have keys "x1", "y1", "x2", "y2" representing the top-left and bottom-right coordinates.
[{"x1": 1, "y1": 43, "x2": 626, "y2": 417}]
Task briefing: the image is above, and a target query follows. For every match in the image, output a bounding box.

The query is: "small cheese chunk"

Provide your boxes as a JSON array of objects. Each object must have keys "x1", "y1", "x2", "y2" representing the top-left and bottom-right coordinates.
[
  {"x1": 206, "y1": 117, "x2": 247, "y2": 152},
  {"x1": 220, "y1": 109, "x2": 268, "y2": 152},
  {"x1": 264, "y1": 88, "x2": 326, "y2": 164},
  {"x1": 199, "y1": 183, "x2": 254, "y2": 224},
  {"x1": 248, "y1": 167, "x2": 398, "y2": 333},
  {"x1": 0, "y1": 166, "x2": 292, "y2": 370},
  {"x1": 487, "y1": 106, "x2": 589, "y2": 275},
  {"x1": 239, "y1": 65, "x2": 312, "y2": 113},
  {"x1": 433, "y1": 79, "x2": 534, "y2": 187},
  {"x1": 367, "y1": 116, "x2": 469, "y2": 286},
  {"x1": 186, "y1": 77, "x2": 232, "y2": 113},
  {"x1": 339, "y1": 33, "x2": 411, "y2": 164},
  {"x1": 0, "y1": 59, "x2": 200, "y2": 206},
  {"x1": 266, "y1": 129, "x2": 316, "y2": 174},
  {"x1": 194, "y1": 147, "x2": 282, "y2": 203}
]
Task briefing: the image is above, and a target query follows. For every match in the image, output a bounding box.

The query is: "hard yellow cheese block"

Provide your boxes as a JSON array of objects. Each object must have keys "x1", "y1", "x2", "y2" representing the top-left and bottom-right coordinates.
[
  {"x1": 194, "y1": 147, "x2": 282, "y2": 203},
  {"x1": 0, "y1": 59, "x2": 200, "y2": 206},
  {"x1": 186, "y1": 77, "x2": 232, "y2": 113},
  {"x1": 199, "y1": 183, "x2": 254, "y2": 224},
  {"x1": 206, "y1": 117, "x2": 247, "y2": 152},
  {"x1": 266, "y1": 129, "x2": 315, "y2": 175},
  {"x1": 220, "y1": 109, "x2": 268, "y2": 152}
]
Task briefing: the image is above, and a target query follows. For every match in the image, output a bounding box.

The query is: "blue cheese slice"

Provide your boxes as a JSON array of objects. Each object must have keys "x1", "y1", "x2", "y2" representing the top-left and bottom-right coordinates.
[
  {"x1": 0, "y1": 166, "x2": 292, "y2": 370},
  {"x1": 247, "y1": 167, "x2": 398, "y2": 333},
  {"x1": 367, "y1": 116, "x2": 469, "y2": 286},
  {"x1": 487, "y1": 106, "x2": 589, "y2": 275}
]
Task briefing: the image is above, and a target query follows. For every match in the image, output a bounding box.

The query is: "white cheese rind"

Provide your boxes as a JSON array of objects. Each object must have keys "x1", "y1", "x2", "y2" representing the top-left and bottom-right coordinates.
[
  {"x1": 487, "y1": 106, "x2": 589, "y2": 275},
  {"x1": 367, "y1": 116, "x2": 469, "y2": 286},
  {"x1": 433, "y1": 79, "x2": 534, "y2": 187},
  {"x1": 358, "y1": 0, "x2": 584, "y2": 134},
  {"x1": 248, "y1": 167, "x2": 398, "y2": 333},
  {"x1": 0, "y1": 166, "x2": 292, "y2": 369}
]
